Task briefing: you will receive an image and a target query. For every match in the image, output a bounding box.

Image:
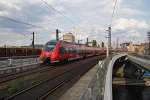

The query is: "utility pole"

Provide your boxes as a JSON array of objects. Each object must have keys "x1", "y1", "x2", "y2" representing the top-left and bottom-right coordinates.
[
  {"x1": 116, "y1": 37, "x2": 119, "y2": 48},
  {"x1": 56, "y1": 29, "x2": 60, "y2": 41},
  {"x1": 147, "y1": 32, "x2": 150, "y2": 55},
  {"x1": 78, "y1": 40, "x2": 82, "y2": 44},
  {"x1": 86, "y1": 37, "x2": 89, "y2": 46},
  {"x1": 78, "y1": 40, "x2": 79, "y2": 44},
  {"x1": 101, "y1": 42, "x2": 104, "y2": 48},
  {"x1": 106, "y1": 27, "x2": 111, "y2": 57},
  {"x1": 32, "y1": 32, "x2": 35, "y2": 48}
]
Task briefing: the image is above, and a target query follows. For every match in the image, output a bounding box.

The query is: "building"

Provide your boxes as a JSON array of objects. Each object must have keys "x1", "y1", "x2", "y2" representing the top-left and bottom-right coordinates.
[
  {"x1": 127, "y1": 42, "x2": 135, "y2": 52},
  {"x1": 120, "y1": 42, "x2": 131, "y2": 49},
  {"x1": 144, "y1": 43, "x2": 150, "y2": 55},
  {"x1": 120, "y1": 42, "x2": 145, "y2": 54},
  {"x1": 63, "y1": 33, "x2": 75, "y2": 43}
]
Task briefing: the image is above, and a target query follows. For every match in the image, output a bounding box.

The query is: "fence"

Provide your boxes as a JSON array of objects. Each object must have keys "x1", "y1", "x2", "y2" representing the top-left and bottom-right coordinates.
[
  {"x1": 0, "y1": 56, "x2": 41, "y2": 68},
  {"x1": 0, "y1": 47, "x2": 41, "y2": 57}
]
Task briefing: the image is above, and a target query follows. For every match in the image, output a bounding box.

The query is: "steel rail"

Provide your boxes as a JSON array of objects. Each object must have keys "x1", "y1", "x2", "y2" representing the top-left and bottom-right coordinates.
[
  {"x1": 5, "y1": 68, "x2": 74, "y2": 100},
  {"x1": 5, "y1": 56, "x2": 100, "y2": 100}
]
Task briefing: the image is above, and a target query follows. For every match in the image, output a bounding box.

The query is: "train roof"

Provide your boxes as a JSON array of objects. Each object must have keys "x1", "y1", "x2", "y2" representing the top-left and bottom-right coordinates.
[
  {"x1": 47, "y1": 40, "x2": 57, "y2": 43},
  {"x1": 47, "y1": 40, "x2": 77, "y2": 45},
  {"x1": 46, "y1": 40, "x2": 106, "y2": 49}
]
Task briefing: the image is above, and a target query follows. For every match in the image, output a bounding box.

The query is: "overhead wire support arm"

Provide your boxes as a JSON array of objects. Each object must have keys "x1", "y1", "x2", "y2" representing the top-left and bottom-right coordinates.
[
  {"x1": 106, "y1": 0, "x2": 118, "y2": 57},
  {"x1": 110, "y1": 0, "x2": 118, "y2": 27}
]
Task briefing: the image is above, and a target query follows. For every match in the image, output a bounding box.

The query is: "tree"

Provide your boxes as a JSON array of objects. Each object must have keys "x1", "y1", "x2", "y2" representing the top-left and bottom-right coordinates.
[
  {"x1": 97, "y1": 44, "x2": 100, "y2": 48},
  {"x1": 101, "y1": 42, "x2": 105, "y2": 48},
  {"x1": 92, "y1": 40, "x2": 97, "y2": 47}
]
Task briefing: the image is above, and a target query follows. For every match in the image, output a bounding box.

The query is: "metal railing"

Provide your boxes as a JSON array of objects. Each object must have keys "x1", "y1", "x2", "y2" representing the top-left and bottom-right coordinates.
[
  {"x1": 0, "y1": 56, "x2": 40, "y2": 68},
  {"x1": 0, "y1": 55, "x2": 39, "y2": 60},
  {"x1": 130, "y1": 53, "x2": 150, "y2": 60}
]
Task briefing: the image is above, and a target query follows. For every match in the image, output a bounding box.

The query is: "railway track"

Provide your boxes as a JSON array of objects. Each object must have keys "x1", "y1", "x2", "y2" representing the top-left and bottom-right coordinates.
[
  {"x1": 3, "y1": 56, "x2": 101, "y2": 100},
  {"x1": 0, "y1": 57, "x2": 83, "y2": 84},
  {"x1": 0, "y1": 64, "x2": 56, "y2": 84}
]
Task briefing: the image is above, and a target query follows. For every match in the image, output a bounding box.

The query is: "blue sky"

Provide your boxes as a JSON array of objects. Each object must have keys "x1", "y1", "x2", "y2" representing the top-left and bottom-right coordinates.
[{"x1": 0, "y1": 0, "x2": 149, "y2": 46}]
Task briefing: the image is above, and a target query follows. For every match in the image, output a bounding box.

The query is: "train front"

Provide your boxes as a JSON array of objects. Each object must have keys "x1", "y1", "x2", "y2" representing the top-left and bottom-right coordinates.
[{"x1": 40, "y1": 40, "x2": 60, "y2": 64}]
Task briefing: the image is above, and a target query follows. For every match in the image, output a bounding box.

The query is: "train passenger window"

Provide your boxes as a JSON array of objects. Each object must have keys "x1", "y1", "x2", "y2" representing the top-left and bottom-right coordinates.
[
  {"x1": 67, "y1": 48, "x2": 71, "y2": 53},
  {"x1": 67, "y1": 48, "x2": 70, "y2": 53},
  {"x1": 70, "y1": 48, "x2": 73, "y2": 53},
  {"x1": 76, "y1": 49, "x2": 80, "y2": 54},
  {"x1": 72, "y1": 48, "x2": 75, "y2": 54},
  {"x1": 80, "y1": 50, "x2": 82, "y2": 54},
  {"x1": 65, "y1": 48, "x2": 69, "y2": 53},
  {"x1": 60, "y1": 47, "x2": 65, "y2": 54}
]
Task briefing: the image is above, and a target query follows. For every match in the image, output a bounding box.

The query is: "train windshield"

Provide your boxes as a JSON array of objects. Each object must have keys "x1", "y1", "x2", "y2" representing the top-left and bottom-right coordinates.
[{"x1": 44, "y1": 41, "x2": 57, "y2": 51}]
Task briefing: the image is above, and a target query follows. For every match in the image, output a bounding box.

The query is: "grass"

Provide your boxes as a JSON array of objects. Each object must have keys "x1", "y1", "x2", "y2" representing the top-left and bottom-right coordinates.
[{"x1": 8, "y1": 80, "x2": 24, "y2": 94}]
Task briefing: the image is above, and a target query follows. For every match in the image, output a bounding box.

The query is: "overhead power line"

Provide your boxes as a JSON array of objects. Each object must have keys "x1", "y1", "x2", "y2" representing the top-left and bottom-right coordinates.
[
  {"x1": 0, "y1": 16, "x2": 40, "y2": 28},
  {"x1": 0, "y1": 16, "x2": 52, "y2": 31},
  {"x1": 41, "y1": 0, "x2": 76, "y2": 25},
  {"x1": 110, "y1": 0, "x2": 118, "y2": 26}
]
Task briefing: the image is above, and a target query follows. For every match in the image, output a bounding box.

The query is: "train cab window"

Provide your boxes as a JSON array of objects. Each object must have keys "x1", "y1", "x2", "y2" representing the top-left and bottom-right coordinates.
[{"x1": 44, "y1": 41, "x2": 56, "y2": 51}]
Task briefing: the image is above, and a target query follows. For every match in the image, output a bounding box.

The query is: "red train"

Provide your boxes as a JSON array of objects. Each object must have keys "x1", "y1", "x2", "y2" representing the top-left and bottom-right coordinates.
[{"x1": 40, "y1": 40, "x2": 106, "y2": 64}]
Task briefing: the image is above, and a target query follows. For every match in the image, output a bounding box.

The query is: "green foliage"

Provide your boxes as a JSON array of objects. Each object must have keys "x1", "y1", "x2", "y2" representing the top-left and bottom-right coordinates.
[
  {"x1": 92, "y1": 40, "x2": 97, "y2": 47},
  {"x1": 8, "y1": 80, "x2": 24, "y2": 94},
  {"x1": 101, "y1": 42, "x2": 105, "y2": 47}
]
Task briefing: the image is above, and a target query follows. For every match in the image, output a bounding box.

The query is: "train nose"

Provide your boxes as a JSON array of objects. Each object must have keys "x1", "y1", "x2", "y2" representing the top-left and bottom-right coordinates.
[
  {"x1": 40, "y1": 51, "x2": 51, "y2": 60},
  {"x1": 45, "y1": 52, "x2": 51, "y2": 56}
]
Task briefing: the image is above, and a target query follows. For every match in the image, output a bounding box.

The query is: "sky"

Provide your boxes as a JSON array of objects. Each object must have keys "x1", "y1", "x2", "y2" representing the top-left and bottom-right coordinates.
[{"x1": 0, "y1": 0, "x2": 150, "y2": 46}]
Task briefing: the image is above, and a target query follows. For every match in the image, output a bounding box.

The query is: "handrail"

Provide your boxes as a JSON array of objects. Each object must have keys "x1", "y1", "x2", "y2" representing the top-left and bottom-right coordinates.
[{"x1": 0, "y1": 55, "x2": 39, "y2": 60}]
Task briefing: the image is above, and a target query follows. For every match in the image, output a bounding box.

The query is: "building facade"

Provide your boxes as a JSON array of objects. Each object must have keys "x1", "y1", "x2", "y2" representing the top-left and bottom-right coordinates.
[
  {"x1": 63, "y1": 33, "x2": 75, "y2": 43},
  {"x1": 120, "y1": 42, "x2": 145, "y2": 54}
]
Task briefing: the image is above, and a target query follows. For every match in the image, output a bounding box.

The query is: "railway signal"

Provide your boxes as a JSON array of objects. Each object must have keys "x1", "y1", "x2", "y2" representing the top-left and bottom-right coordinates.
[
  {"x1": 147, "y1": 32, "x2": 150, "y2": 54},
  {"x1": 86, "y1": 38, "x2": 89, "y2": 46}
]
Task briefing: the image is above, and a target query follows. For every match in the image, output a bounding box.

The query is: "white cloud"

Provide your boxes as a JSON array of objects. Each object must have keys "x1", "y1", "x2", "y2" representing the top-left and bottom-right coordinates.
[
  {"x1": 113, "y1": 18, "x2": 148, "y2": 31},
  {"x1": 0, "y1": 11, "x2": 9, "y2": 16},
  {"x1": 0, "y1": 0, "x2": 21, "y2": 11},
  {"x1": 0, "y1": 32, "x2": 30, "y2": 46},
  {"x1": 132, "y1": 31, "x2": 141, "y2": 37},
  {"x1": 111, "y1": 18, "x2": 149, "y2": 43},
  {"x1": 0, "y1": 0, "x2": 149, "y2": 46},
  {"x1": 119, "y1": 7, "x2": 141, "y2": 16}
]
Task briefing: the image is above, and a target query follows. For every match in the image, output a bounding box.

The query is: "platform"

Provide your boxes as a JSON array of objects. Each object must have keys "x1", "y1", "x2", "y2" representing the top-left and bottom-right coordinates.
[{"x1": 59, "y1": 62, "x2": 100, "y2": 100}]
